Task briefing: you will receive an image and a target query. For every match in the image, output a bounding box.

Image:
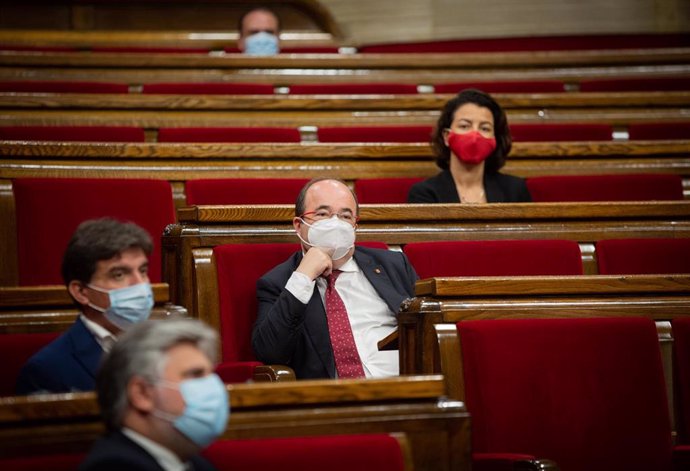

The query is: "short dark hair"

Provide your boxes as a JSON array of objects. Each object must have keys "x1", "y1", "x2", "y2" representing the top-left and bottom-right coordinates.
[
  {"x1": 432, "y1": 88, "x2": 512, "y2": 174},
  {"x1": 295, "y1": 178, "x2": 359, "y2": 217},
  {"x1": 61, "y1": 218, "x2": 153, "y2": 286},
  {"x1": 237, "y1": 7, "x2": 281, "y2": 37}
]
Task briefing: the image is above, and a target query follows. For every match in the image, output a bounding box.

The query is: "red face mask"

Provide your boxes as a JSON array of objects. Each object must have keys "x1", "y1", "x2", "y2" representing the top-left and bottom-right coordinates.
[{"x1": 447, "y1": 130, "x2": 497, "y2": 165}]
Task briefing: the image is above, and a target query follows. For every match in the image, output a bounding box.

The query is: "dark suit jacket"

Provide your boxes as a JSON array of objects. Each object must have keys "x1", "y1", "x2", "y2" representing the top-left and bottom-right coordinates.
[
  {"x1": 79, "y1": 430, "x2": 215, "y2": 471},
  {"x1": 407, "y1": 169, "x2": 532, "y2": 203},
  {"x1": 15, "y1": 317, "x2": 102, "y2": 395},
  {"x1": 252, "y1": 246, "x2": 418, "y2": 379}
]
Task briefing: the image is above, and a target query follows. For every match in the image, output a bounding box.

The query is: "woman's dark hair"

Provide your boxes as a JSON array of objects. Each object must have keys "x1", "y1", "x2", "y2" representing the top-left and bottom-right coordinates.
[{"x1": 431, "y1": 88, "x2": 512, "y2": 174}]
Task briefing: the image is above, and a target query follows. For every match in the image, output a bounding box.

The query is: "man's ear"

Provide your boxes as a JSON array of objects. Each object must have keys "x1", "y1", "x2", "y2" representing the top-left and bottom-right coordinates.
[
  {"x1": 292, "y1": 216, "x2": 302, "y2": 232},
  {"x1": 68, "y1": 280, "x2": 90, "y2": 307},
  {"x1": 128, "y1": 376, "x2": 156, "y2": 413}
]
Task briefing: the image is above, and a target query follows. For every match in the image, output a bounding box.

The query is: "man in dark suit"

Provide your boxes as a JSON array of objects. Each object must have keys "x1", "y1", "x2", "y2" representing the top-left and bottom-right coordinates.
[
  {"x1": 15, "y1": 218, "x2": 155, "y2": 394},
  {"x1": 80, "y1": 318, "x2": 227, "y2": 471},
  {"x1": 252, "y1": 178, "x2": 418, "y2": 379}
]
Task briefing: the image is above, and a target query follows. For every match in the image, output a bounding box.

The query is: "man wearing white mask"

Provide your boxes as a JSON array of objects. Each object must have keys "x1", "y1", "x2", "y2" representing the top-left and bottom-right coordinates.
[
  {"x1": 16, "y1": 218, "x2": 155, "y2": 394},
  {"x1": 237, "y1": 7, "x2": 281, "y2": 55},
  {"x1": 80, "y1": 318, "x2": 228, "y2": 471},
  {"x1": 253, "y1": 178, "x2": 418, "y2": 379}
]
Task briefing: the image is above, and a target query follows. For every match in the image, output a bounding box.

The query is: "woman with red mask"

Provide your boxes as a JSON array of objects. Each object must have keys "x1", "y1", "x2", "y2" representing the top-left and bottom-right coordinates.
[{"x1": 407, "y1": 88, "x2": 531, "y2": 203}]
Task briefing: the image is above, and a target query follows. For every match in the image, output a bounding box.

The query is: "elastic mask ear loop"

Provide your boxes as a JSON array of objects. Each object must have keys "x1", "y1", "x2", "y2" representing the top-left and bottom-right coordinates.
[
  {"x1": 295, "y1": 218, "x2": 316, "y2": 248},
  {"x1": 86, "y1": 284, "x2": 108, "y2": 313},
  {"x1": 150, "y1": 380, "x2": 180, "y2": 423}
]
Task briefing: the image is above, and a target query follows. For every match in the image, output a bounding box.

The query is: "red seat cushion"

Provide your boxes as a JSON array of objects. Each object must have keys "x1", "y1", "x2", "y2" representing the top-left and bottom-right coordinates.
[
  {"x1": 214, "y1": 243, "x2": 300, "y2": 362},
  {"x1": 510, "y1": 123, "x2": 613, "y2": 142},
  {"x1": 0, "y1": 126, "x2": 145, "y2": 142},
  {"x1": 403, "y1": 239, "x2": 583, "y2": 278},
  {"x1": 355, "y1": 178, "x2": 425, "y2": 204},
  {"x1": 579, "y1": 77, "x2": 690, "y2": 92},
  {"x1": 0, "y1": 81, "x2": 128, "y2": 93},
  {"x1": 596, "y1": 238, "x2": 690, "y2": 275},
  {"x1": 628, "y1": 123, "x2": 690, "y2": 140},
  {"x1": 204, "y1": 434, "x2": 405, "y2": 471},
  {"x1": 0, "y1": 453, "x2": 86, "y2": 471},
  {"x1": 317, "y1": 126, "x2": 433, "y2": 143},
  {"x1": 0, "y1": 332, "x2": 61, "y2": 396},
  {"x1": 434, "y1": 80, "x2": 565, "y2": 94},
  {"x1": 13, "y1": 178, "x2": 175, "y2": 285},
  {"x1": 142, "y1": 82, "x2": 275, "y2": 94},
  {"x1": 185, "y1": 178, "x2": 309, "y2": 205},
  {"x1": 526, "y1": 174, "x2": 684, "y2": 202},
  {"x1": 458, "y1": 317, "x2": 673, "y2": 471},
  {"x1": 214, "y1": 360, "x2": 262, "y2": 384},
  {"x1": 289, "y1": 83, "x2": 419, "y2": 94},
  {"x1": 158, "y1": 127, "x2": 301, "y2": 143}
]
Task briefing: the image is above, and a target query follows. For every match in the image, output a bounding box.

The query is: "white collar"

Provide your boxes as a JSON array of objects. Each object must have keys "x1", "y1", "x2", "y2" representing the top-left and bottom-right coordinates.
[
  {"x1": 79, "y1": 314, "x2": 117, "y2": 352},
  {"x1": 122, "y1": 427, "x2": 188, "y2": 471}
]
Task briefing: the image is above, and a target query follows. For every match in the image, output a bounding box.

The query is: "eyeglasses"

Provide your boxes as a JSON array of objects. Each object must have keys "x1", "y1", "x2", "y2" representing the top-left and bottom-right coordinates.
[{"x1": 299, "y1": 210, "x2": 359, "y2": 226}]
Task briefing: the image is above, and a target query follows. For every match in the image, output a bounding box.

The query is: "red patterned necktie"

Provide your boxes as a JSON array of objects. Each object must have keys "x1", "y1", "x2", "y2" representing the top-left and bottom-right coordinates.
[{"x1": 325, "y1": 270, "x2": 365, "y2": 379}]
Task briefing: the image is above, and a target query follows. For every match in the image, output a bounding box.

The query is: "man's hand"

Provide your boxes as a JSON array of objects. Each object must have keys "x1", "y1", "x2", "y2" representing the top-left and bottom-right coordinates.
[{"x1": 296, "y1": 247, "x2": 333, "y2": 280}]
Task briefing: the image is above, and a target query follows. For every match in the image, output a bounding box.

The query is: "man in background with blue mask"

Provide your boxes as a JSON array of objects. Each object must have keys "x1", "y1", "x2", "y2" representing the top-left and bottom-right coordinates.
[
  {"x1": 253, "y1": 178, "x2": 418, "y2": 379},
  {"x1": 16, "y1": 218, "x2": 155, "y2": 394},
  {"x1": 237, "y1": 7, "x2": 281, "y2": 55},
  {"x1": 80, "y1": 318, "x2": 227, "y2": 471}
]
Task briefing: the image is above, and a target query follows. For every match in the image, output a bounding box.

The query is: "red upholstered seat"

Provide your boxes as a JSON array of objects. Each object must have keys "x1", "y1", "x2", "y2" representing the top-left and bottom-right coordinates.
[
  {"x1": 596, "y1": 238, "x2": 690, "y2": 275},
  {"x1": 403, "y1": 239, "x2": 583, "y2": 279},
  {"x1": 142, "y1": 82, "x2": 275, "y2": 94},
  {"x1": 213, "y1": 243, "x2": 300, "y2": 362},
  {"x1": 579, "y1": 77, "x2": 690, "y2": 92},
  {"x1": 13, "y1": 178, "x2": 175, "y2": 285},
  {"x1": 288, "y1": 83, "x2": 419, "y2": 94},
  {"x1": 510, "y1": 123, "x2": 613, "y2": 141},
  {"x1": 454, "y1": 317, "x2": 674, "y2": 471},
  {"x1": 0, "y1": 80, "x2": 129, "y2": 93},
  {"x1": 526, "y1": 174, "x2": 684, "y2": 202},
  {"x1": 434, "y1": 80, "x2": 565, "y2": 94},
  {"x1": 185, "y1": 178, "x2": 309, "y2": 204},
  {"x1": 317, "y1": 126, "x2": 433, "y2": 143},
  {"x1": 91, "y1": 46, "x2": 210, "y2": 54},
  {"x1": 355, "y1": 178, "x2": 424, "y2": 204},
  {"x1": 673, "y1": 317, "x2": 690, "y2": 445},
  {"x1": 0, "y1": 332, "x2": 60, "y2": 396},
  {"x1": 0, "y1": 453, "x2": 86, "y2": 471},
  {"x1": 0, "y1": 125, "x2": 145, "y2": 142},
  {"x1": 214, "y1": 360, "x2": 263, "y2": 384},
  {"x1": 204, "y1": 434, "x2": 407, "y2": 471},
  {"x1": 158, "y1": 127, "x2": 301, "y2": 143},
  {"x1": 628, "y1": 123, "x2": 690, "y2": 140},
  {"x1": 280, "y1": 46, "x2": 341, "y2": 53}
]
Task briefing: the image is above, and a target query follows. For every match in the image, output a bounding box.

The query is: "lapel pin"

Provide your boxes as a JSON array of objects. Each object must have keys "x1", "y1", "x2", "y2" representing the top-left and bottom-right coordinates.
[{"x1": 374, "y1": 268, "x2": 382, "y2": 274}]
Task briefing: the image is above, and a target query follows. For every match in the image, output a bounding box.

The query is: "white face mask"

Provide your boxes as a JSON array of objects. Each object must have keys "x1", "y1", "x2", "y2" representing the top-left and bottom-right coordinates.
[{"x1": 297, "y1": 216, "x2": 356, "y2": 260}]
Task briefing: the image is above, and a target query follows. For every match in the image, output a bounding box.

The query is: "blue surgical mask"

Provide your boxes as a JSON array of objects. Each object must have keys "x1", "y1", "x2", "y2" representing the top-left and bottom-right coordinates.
[
  {"x1": 88, "y1": 282, "x2": 154, "y2": 330},
  {"x1": 155, "y1": 374, "x2": 229, "y2": 447},
  {"x1": 244, "y1": 31, "x2": 279, "y2": 55}
]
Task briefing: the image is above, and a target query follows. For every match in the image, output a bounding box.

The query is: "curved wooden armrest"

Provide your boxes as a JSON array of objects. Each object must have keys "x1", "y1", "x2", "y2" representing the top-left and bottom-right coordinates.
[
  {"x1": 252, "y1": 365, "x2": 296, "y2": 382},
  {"x1": 514, "y1": 458, "x2": 560, "y2": 471}
]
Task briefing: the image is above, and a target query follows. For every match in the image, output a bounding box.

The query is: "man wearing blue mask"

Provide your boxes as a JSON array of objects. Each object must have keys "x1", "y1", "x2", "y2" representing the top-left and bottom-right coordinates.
[
  {"x1": 15, "y1": 218, "x2": 155, "y2": 395},
  {"x1": 80, "y1": 318, "x2": 228, "y2": 471},
  {"x1": 237, "y1": 7, "x2": 281, "y2": 55},
  {"x1": 253, "y1": 178, "x2": 418, "y2": 379}
]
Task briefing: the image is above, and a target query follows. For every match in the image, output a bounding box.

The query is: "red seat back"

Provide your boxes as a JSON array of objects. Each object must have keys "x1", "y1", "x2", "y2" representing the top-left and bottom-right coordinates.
[
  {"x1": 0, "y1": 125, "x2": 145, "y2": 142},
  {"x1": 579, "y1": 77, "x2": 690, "y2": 92},
  {"x1": 204, "y1": 434, "x2": 406, "y2": 471},
  {"x1": 0, "y1": 81, "x2": 128, "y2": 93},
  {"x1": 13, "y1": 178, "x2": 175, "y2": 285},
  {"x1": 457, "y1": 317, "x2": 673, "y2": 471},
  {"x1": 0, "y1": 453, "x2": 85, "y2": 470},
  {"x1": 0, "y1": 332, "x2": 61, "y2": 396},
  {"x1": 317, "y1": 126, "x2": 432, "y2": 143},
  {"x1": 142, "y1": 82, "x2": 275, "y2": 94},
  {"x1": 628, "y1": 123, "x2": 690, "y2": 140},
  {"x1": 510, "y1": 123, "x2": 613, "y2": 141},
  {"x1": 288, "y1": 83, "x2": 419, "y2": 94},
  {"x1": 526, "y1": 174, "x2": 684, "y2": 202},
  {"x1": 186, "y1": 178, "x2": 309, "y2": 205},
  {"x1": 91, "y1": 46, "x2": 210, "y2": 54},
  {"x1": 355, "y1": 178, "x2": 425, "y2": 204},
  {"x1": 158, "y1": 127, "x2": 301, "y2": 143},
  {"x1": 403, "y1": 239, "x2": 583, "y2": 278},
  {"x1": 434, "y1": 80, "x2": 565, "y2": 94},
  {"x1": 673, "y1": 317, "x2": 690, "y2": 444},
  {"x1": 214, "y1": 243, "x2": 300, "y2": 362},
  {"x1": 596, "y1": 238, "x2": 690, "y2": 275}
]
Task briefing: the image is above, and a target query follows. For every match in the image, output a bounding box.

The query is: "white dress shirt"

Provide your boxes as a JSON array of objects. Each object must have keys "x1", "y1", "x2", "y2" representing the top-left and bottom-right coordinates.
[
  {"x1": 285, "y1": 256, "x2": 399, "y2": 377},
  {"x1": 80, "y1": 314, "x2": 116, "y2": 353},
  {"x1": 122, "y1": 427, "x2": 189, "y2": 471}
]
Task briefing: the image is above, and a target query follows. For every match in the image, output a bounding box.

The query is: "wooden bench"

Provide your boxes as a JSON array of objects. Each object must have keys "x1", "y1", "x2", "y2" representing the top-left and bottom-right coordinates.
[
  {"x1": 164, "y1": 202, "x2": 690, "y2": 315},
  {"x1": 0, "y1": 375, "x2": 470, "y2": 471}
]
